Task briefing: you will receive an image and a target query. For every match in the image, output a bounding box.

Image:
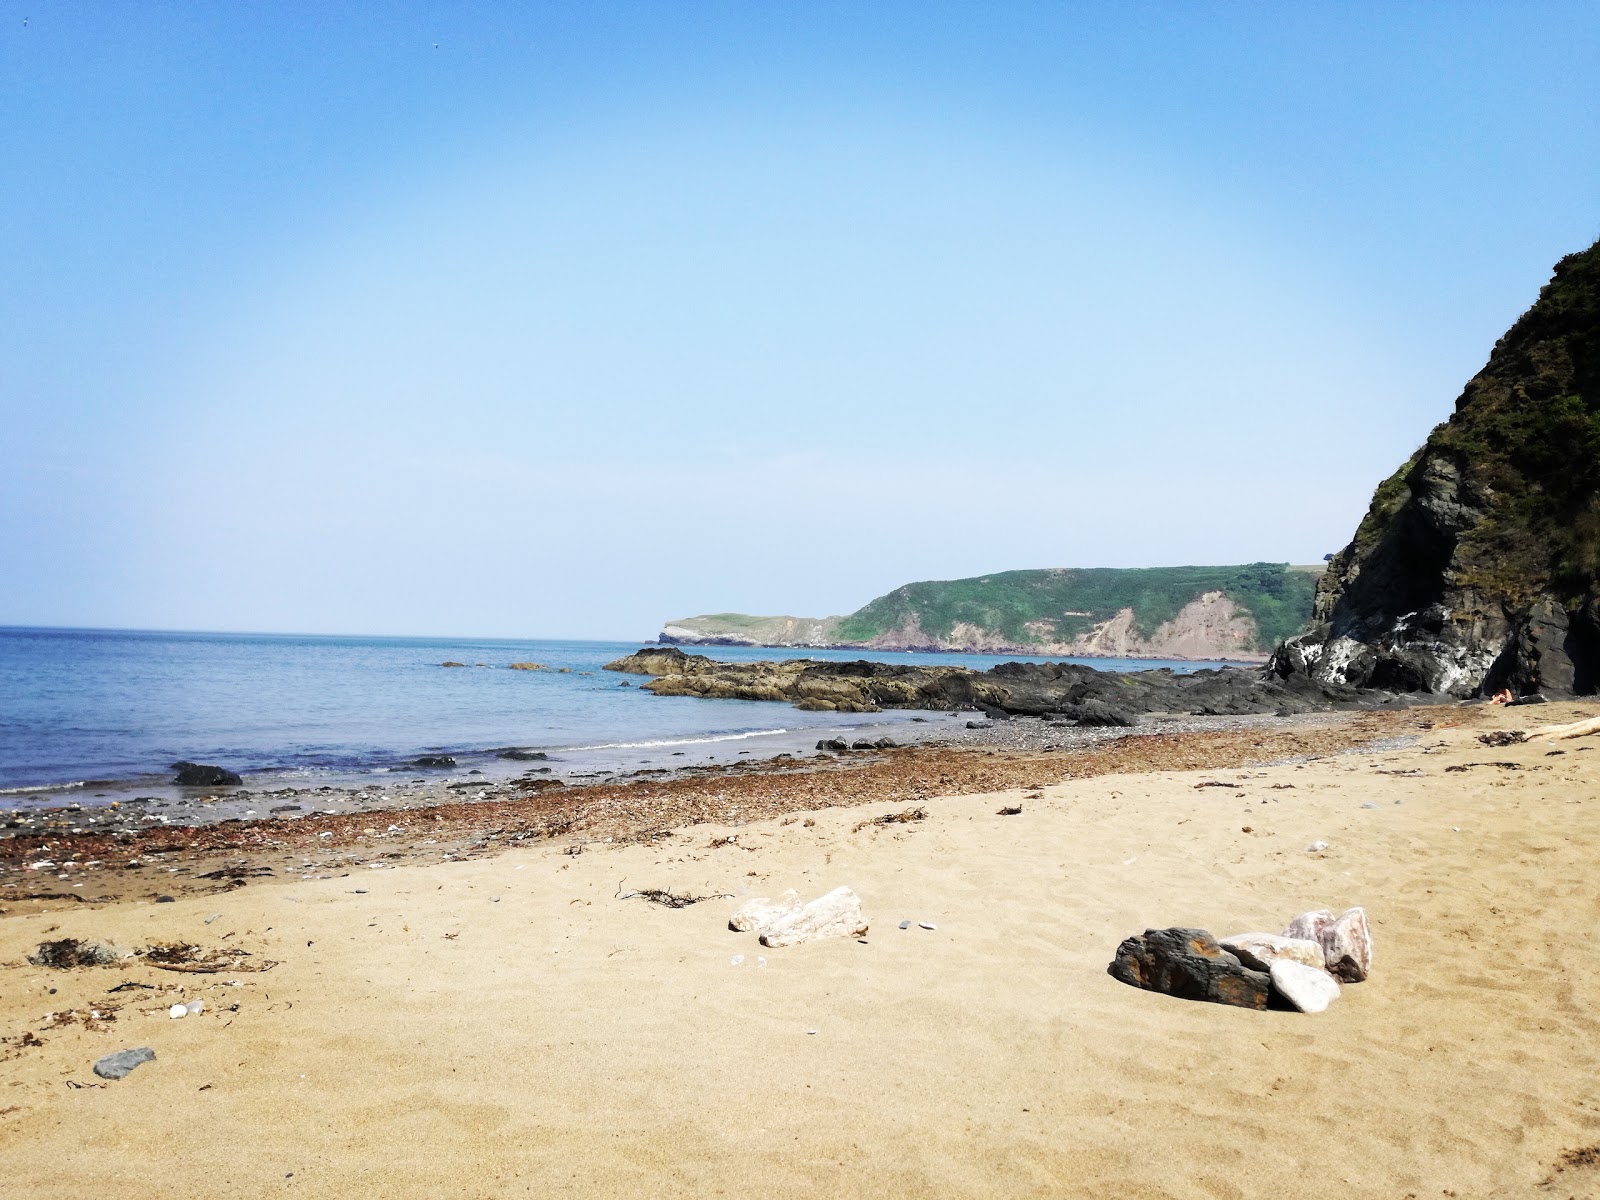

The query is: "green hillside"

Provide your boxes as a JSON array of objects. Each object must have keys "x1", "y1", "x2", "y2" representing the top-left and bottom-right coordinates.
[{"x1": 832, "y1": 563, "x2": 1317, "y2": 650}]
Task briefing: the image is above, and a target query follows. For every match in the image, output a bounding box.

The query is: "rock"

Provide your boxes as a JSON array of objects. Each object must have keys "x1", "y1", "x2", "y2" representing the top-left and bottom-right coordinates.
[
  {"x1": 1106, "y1": 927, "x2": 1271, "y2": 1009},
  {"x1": 1269, "y1": 959, "x2": 1341, "y2": 1013},
  {"x1": 851, "y1": 740, "x2": 876, "y2": 750},
  {"x1": 93, "y1": 1047, "x2": 155, "y2": 1080},
  {"x1": 29, "y1": 938, "x2": 125, "y2": 968},
  {"x1": 496, "y1": 749, "x2": 548, "y2": 761},
  {"x1": 168, "y1": 1003, "x2": 188, "y2": 1019},
  {"x1": 873, "y1": 737, "x2": 897, "y2": 749},
  {"x1": 1322, "y1": 907, "x2": 1373, "y2": 982},
  {"x1": 172, "y1": 762, "x2": 243, "y2": 787},
  {"x1": 966, "y1": 721, "x2": 987, "y2": 729},
  {"x1": 815, "y1": 739, "x2": 849, "y2": 752},
  {"x1": 1064, "y1": 699, "x2": 1139, "y2": 727},
  {"x1": 728, "y1": 889, "x2": 802, "y2": 934},
  {"x1": 1305, "y1": 840, "x2": 1329, "y2": 853},
  {"x1": 506, "y1": 662, "x2": 545, "y2": 671},
  {"x1": 758, "y1": 886, "x2": 869, "y2": 948},
  {"x1": 439, "y1": 661, "x2": 467, "y2": 667},
  {"x1": 412, "y1": 755, "x2": 457, "y2": 768},
  {"x1": 1219, "y1": 933, "x2": 1326, "y2": 973},
  {"x1": 1281, "y1": 909, "x2": 1336, "y2": 942}
]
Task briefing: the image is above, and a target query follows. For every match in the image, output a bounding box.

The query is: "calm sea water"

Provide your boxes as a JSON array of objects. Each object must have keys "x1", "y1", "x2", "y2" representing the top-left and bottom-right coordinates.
[{"x1": 0, "y1": 626, "x2": 1236, "y2": 792}]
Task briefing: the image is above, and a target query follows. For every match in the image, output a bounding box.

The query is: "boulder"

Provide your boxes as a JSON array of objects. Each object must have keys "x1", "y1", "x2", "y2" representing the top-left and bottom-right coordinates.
[
  {"x1": 815, "y1": 738, "x2": 849, "y2": 752},
  {"x1": 851, "y1": 740, "x2": 876, "y2": 750},
  {"x1": 1323, "y1": 907, "x2": 1373, "y2": 982},
  {"x1": 93, "y1": 1047, "x2": 155, "y2": 1081},
  {"x1": 1281, "y1": 906, "x2": 1372, "y2": 982},
  {"x1": 495, "y1": 749, "x2": 548, "y2": 761},
  {"x1": 1219, "y1": 932, "x2": 1326, "y2": 973},
  {"x1": 1281, "y1": 909, "x2": 1336, "y2": 943},
  {"x1": 1066, "y1": 699, "x2": 1139, "y2": 727},
  {"x1": 873, "y1": 737, "x2": 897, "y2": 749},
  {"x1": 758, "y1": 886, "x2": 869, "y2": 948},
  {"x1": 506, "y1": 662, "x2": 545, "y2": 671},
  {"x1": 1107, "y1": 927, "x2": 1271, "y2": 1009},
  {"x1": 728, "y1": 889, "x2": 802, "y2": 934},
  {"x1": 1269, "y1": 959, "x2": 1341, "y2": 1013},
  {"x1": 439, "y1": 661, "x2": 467, "y2": 667},
  {"x1": 172, "y1": 762, "x2": 243, "y2": 787},
  {"x1": 412, "y1": 755, "x2": 457, "y2": 768}
]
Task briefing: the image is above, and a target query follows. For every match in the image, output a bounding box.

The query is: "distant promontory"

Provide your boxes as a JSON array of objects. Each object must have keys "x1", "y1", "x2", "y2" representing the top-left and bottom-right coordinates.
[{"x1": 660, "y1": 563, "x2": 1320, "y2": 661}]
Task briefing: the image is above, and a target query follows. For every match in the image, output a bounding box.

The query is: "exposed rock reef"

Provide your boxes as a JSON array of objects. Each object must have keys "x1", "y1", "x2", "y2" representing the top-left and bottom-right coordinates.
[
  {"x1": 1274, "y1": 237, "x2": 1600, "y2": 697},
  {"x1": 604, "y1": 646, "x2": 1393, "y2": 719},
  {"x1": 661, "y1": 563, "x2": 1318, "y2": 661}
]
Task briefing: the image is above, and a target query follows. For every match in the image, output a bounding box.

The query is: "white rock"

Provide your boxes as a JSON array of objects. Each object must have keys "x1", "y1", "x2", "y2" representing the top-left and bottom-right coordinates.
[
  {"x1": 728, "y1": 889, "x2": 802, "y2": 934},
  {"x1": 1323, "y1": 906, "x2": 1373, "y2": 982},
  {"x1": 1270, "y1": 959, "x2": 1341, "y2": 1013},
  {"x1": 759, "y1": 886, "x2": 869, "y2": 948},
  {"x1": 1305, "y1": 840, "x2": 1329, "y2": 853},
  {"x1": 1220, "y1": 932, "x2": 1326, "y2": 972},
  {"x1": 168, "y1": 1004, "x2": 188, "y2": 1020},
  {"x1": 1282, "y1": 909, "x2": 1336, "y2": 942}
]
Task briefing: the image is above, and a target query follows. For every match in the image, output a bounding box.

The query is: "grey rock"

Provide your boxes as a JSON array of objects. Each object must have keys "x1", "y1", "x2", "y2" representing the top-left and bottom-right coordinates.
[
  {"x1": 1269, "y1": 960, "x2": 1341, "y2": 1013},
  {"x1": 93, "y1": 1047, "x2": 155, "y2": 1080},
  {"x1": 172, "y1": 762, "x2": 243, "y2": 787},
  {"x1": 29, "y1": 939, "x2": 124, "y2": 968},
  {"x1": 1107, "y1": 927, "x2": 1271, "y2": 1009}
]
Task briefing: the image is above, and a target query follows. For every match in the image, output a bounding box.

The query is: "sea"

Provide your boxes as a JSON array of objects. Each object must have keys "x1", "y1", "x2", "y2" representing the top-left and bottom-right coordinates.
[{"x1": 0, "y1": 626, "x2": 1238, "y2": 802}]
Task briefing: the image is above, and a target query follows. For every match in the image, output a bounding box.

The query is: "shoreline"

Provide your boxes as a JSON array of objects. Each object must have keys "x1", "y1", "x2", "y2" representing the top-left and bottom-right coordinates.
[
  {"x1": 5, "y1": 696, "x2": 1600, "y2": 1196},
  {"x1": 657, "y1": 636, "x2": 1271, "y2": 663}
]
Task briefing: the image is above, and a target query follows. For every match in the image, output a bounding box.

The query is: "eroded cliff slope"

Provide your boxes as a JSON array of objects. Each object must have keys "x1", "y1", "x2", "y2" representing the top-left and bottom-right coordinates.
[{"x1": 1273, "y1": 236, "x2": 1600, "y2": 697}]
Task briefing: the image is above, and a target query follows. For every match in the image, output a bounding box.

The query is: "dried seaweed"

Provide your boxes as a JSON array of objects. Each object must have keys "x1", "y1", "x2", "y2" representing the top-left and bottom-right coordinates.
[
  {"x1": 853, "y1": 806, "x2": 927, "y2": 832},
  {"x1": 614, "y1": 880, "x2": 729, "y2": 908}
]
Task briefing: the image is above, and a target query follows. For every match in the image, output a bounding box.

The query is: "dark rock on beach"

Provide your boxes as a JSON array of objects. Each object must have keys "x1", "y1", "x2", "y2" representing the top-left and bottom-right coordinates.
[
  {"x1": 495, "y1": 749, "x2": 548, "y2": 761},
  {"x1": 412, "y1": 755, "x2": 457, "y2": 768},
  {"x1": 94, "y1": 1047, "x2": 155, "y2": 1081},
  {"x1": 172, "y1": 762, "x2": 243, "y2": 787},
  {"x1": 1107, "y1": 927, "x2": 1271, "y2": 1010}
]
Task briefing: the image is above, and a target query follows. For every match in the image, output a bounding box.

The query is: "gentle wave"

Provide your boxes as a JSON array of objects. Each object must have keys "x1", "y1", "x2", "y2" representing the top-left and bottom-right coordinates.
[
  {"x1": 0, "y1": 780, "x2": 86, "y2": 795},
  {"x1": 556, "y1": 729, "x2": 791, "y2": 752}
]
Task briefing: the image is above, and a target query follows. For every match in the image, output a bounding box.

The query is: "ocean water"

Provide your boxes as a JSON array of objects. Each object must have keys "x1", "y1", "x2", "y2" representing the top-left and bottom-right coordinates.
[{"x1": 0, "y1": 626, "x2": 1237, "y2": 793}]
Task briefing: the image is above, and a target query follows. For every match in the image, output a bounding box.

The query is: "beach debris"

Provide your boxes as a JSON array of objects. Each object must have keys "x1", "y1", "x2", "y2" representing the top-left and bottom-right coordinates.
[
  {"x1": 758, "y1": 886, "x2": 869, "y2": 948},
  {"x1": 616, "y1": 881, "x2": 730, "y2": 909},
  {"x1": 29, "y1": 939, "x2": 126, "y2": 968},
  {"x1": 1281, "y1": 906, "x2": 1372, "y2": 982},
  {"x1": 1531, "y1": 715, "x2": 1600, "y2": 741},
  {"x1": 1305, "y1": 841, "x2": 1329, "y2": 853},
  {"x1": 1269, "y1": 959, "x2": 1341, "y2": 1013},
  {"x1": 1194, "y1": 781, "x2": 1241, "y2": 789},
  {"x1": 728, "y1": 889, "x2": 802, "y2": 933},
  {"x1": 997, "y1": 803, "x2": 1023, "y2": 816},
  {"x1": 1478, "y1": 730, "x2": 1527, "y2": 746},
  {"x1": 853, "y1": 806, "x2": 926, "y2": 832},
  {"x1": 1219, "y1": 933, "x2": 1326, "y2": 973},
  {"x1": 898, "y1": 920, "x2": 911, "y2": 930},
  {"x1": 93, "y1": 1047, "x2": 155, "y2": 1081},
  {"x1": 140, "y1": 941, "x2": 276, "y2": 974},
  {"x1": 1360, "y1": 802, "x2": 1378, "y2": 809},
  {"x1": 918, "y1": 921, "x2": 937, "y2": 931},
  {"x1": 171, "y1": 762, "x2": 243, "y2": 787},
  {"x1": 1107, "y1": 927, "x2": 1270, "y2": 1010}
]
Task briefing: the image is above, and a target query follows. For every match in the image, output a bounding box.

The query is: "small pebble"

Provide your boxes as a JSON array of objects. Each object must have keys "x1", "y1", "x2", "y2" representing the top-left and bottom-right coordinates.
[
  {"x1": 919, "y1": 921, "x2": 937, "y2": 931},
  {"x1": 168, "y1": 1004, "x2": 188, "y2": 1019},
  {"x1": 1360, "y1": 802, "x2": 1377, "y2": 809},
  {"x1": 204, "y1": 913, "x2": 221, "y2": 924},
  {"x1": 1306, "y1": 841, "x2": 1328, "y2": 853},
  {"x1": 730, "y1": 954, "x2": 744, "y2": 967},
  {"x1": 898, "y1": 920, "x2": 910, "y2": 930}
]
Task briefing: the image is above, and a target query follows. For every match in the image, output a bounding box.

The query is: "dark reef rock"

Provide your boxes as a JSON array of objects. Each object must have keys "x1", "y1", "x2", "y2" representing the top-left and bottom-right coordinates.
[
  {"x1": 1107, "y1": 927, "x2": 1271, "y2": 1009},
  {"x1": 495, "y1": 749, "x2": 548, "y2": 761},
  {"x1": 1273, "y1": 238, "x2": 1600, "y2": 699},
  {"x1": 605, "y1": 646, "x2": 1389, "y2": 718},
  {"x1": 172, "y1": 762, "x2": 243, "y2": 787},
  {"x1": 412, "y1": 755, "x2": 457, "y2": 768}
]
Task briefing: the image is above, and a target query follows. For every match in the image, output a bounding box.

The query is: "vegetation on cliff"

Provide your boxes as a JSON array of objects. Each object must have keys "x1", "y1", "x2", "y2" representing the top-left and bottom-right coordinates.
[
  {"x1": 1279, "y1": 235, "x2": 1600, "y2": 696},
  {"x1": 664, "y1": 563, "x2": 1319, "y2": 658}
]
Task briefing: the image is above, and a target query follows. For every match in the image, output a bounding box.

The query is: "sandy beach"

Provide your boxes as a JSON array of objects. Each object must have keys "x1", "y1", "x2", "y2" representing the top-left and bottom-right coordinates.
[{"x1": 5, "y1": 700, "x2": 1600, "y2": 1198}]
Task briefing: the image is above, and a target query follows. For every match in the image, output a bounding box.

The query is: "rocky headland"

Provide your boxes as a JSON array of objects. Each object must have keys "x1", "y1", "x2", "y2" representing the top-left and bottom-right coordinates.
[
  {"x1": 660, "y1": 563, "x2": 1319, "y2": 661},
  {"x1": 1274, "y1": 236, "x2": 1600, "y2": 698}
]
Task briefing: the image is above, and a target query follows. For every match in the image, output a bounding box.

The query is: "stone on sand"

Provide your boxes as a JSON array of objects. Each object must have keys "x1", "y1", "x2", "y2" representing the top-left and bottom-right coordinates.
[
  {"x1": 1107, "y1": 927, "x2": 1271, "y2": 1010},
  {"x1": 758, "y1": 886, "x2": 869, "y2": 948},
  {"x1": 1282, "y1": 906, "x2": 1372, "y2": 982},
  {"x1": 1269, "y1": 960, "x2": 1341, "y2": 1013},
  {"x1": 728, "y1": 889, "x2": 802, "y2": 934},
  {"x1": 1219, "y1": 932, "x2": 1326, "y2": 973},
  {"x1": 93, "y1": 1047, "x2": 155, "y2": 1080}
]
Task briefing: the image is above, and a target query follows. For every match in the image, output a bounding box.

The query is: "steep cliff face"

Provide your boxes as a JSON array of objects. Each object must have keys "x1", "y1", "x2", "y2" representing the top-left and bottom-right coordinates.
[{"x1": 1273, "y1": 237, "x2": 1600, "y2": 697}]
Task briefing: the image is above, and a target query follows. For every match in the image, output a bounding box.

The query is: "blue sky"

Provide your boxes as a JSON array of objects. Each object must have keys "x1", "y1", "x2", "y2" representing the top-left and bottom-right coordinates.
[{"x1": 4, "y1": 2, "x2": 1597, "y2": 638}]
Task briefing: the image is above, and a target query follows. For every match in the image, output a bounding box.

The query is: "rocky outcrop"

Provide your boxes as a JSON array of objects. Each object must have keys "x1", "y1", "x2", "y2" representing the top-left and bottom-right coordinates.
[
  {"x1": 604, "y1": 645, "x2": 1391, "y2": 719},
  {"x1": 1273, "y1": 238, "x2": 1600, "y2": 698},
  {"x1": 172, "y1": 762, "x2": 242, "y2": 787}
]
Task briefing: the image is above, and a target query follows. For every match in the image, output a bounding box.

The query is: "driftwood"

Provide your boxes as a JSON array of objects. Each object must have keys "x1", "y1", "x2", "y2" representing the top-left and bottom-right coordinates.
[{"x1": 1530, "y1": 715, "x2": 1600, "y2": 741}]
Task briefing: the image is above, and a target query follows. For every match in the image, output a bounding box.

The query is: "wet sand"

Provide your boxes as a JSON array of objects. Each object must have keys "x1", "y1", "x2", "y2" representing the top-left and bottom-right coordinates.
[{"x1": 4, "y1": 700, "x2": 1600, "y2": 1197}]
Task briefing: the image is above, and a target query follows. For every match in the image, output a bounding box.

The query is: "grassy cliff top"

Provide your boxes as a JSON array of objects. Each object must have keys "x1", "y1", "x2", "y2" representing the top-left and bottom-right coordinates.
[{"x1": 832, "y1": 563, "x2": 1316, "y2": 649}]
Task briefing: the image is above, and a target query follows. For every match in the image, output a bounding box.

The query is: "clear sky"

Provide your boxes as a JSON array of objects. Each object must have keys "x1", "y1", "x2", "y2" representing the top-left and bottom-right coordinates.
[{"x1": 4, "y1": 2, "x2": 1597, "y2": 639}]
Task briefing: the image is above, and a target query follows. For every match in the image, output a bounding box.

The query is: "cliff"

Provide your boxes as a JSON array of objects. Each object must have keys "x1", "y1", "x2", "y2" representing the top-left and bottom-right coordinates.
[
  {"x1": 1272, "y1": 236, "x2": 1600, "y2": 697},
  {"x1": 661, "y1": 564, "x2": 1318, "y2": 660}
]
